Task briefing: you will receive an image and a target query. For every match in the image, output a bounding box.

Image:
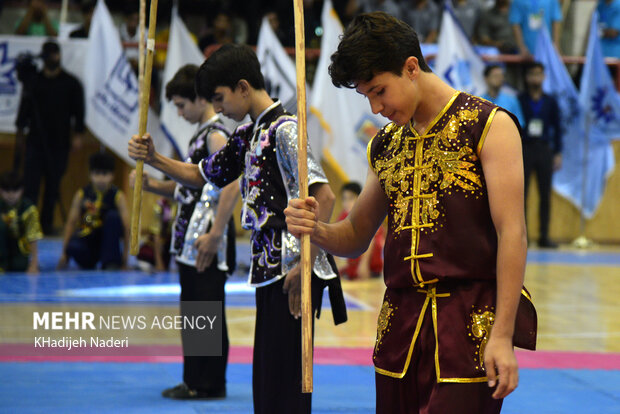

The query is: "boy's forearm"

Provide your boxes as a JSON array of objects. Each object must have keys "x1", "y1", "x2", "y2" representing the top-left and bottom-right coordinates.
[
  {"x1": 309, "y1": 183, "x2": 336, "y2": 263},
  {"x1": 145, "y1": 179, "x2": 177, "y2": 198},
  {"x1": 492, "y1": 226, "x2": 527, "y2": 339},
  {"x1": 151, "y1": 152, "x2": 205, "y2": 188}
]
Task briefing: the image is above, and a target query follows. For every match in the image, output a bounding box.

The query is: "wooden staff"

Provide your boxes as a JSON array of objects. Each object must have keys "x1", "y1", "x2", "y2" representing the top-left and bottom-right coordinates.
[
  {"x1": 293, "y1": 0, "x2": 313, "y2": 393},
  {"x1": 130, "y1": 0, "x2": 159, "y2": 255}
]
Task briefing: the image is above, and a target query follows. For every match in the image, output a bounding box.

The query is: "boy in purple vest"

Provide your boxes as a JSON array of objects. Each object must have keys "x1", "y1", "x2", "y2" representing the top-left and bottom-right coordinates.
[{"x1": 285, "y1": 12, "x2": 535, "y2": 414}]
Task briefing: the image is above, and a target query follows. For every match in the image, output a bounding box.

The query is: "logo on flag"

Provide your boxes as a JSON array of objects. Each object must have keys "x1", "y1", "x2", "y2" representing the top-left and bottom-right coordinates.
[
  {"x1": 592, "y1": 87, "x2": 618, "y2": 124},
  {"x1": 0, "y1": 43, "x2": 17, "y2": 96},
  {"x1": 443, "y1": 58, "x2": 473, "y2": 92},
  {"x1": 93, "y1": 55, "x2": 139, "y2": 131},
  {"x1": 435, "y1": 1, "x2": 486, "y2": 96},
  {"x1": 84, "y1": 0, "x2": 170, "y2": 174}
]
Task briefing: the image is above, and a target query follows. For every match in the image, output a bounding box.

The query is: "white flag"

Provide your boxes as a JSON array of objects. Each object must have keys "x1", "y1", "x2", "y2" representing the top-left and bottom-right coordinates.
[
  {"x1": 435, "y1": 1, "x2": 486, "y2": 96},
  {"x1": 308, "y1": 0, "x2": 385, "y2": 185},
  {"x1": 84, "y1": 0, "x2": 169, "y2": 174},
  {"x1": 256, "y1": 16, "x2": 300, "y2": 114},
  {"x1": 159, "y1": 8, "x2": 204, "y2": 155}
]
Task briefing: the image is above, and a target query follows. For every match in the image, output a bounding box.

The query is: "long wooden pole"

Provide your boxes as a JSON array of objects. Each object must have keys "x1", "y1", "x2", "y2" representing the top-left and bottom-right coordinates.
[
  {"x1": 292, "y1": 0, "x2": 312, "y2": 394},
  {"x1": 130, "y1": 0, "x2": 158, "y2": 255}
]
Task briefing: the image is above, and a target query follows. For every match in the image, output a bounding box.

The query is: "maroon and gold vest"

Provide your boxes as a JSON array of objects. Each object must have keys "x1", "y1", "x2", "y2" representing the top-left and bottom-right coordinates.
[{"x1": 369, "y1": 92, "x2": 501, "y2": 289}]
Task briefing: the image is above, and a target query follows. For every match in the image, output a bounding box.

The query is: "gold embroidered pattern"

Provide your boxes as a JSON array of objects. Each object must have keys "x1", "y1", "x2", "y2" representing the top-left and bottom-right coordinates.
[
  {"x1": 421, "y1": 110, "x2": 483, "y2": 195},
  {"x1": 371, "y1": 94, "x2": 487, "y2": 286},
  {"x1": 375, "y1": 300, "x2": 395, "y2": 354},
  {"x1": 469, "y1": 308, "x2": 495, "y2": 370}
]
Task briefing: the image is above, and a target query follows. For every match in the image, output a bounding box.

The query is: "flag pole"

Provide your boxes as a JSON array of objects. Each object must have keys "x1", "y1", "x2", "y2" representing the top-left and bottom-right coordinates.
[
  {"x1": 59, "y1": 0, "x2": 69, "y2": 27},
  {"x1": 130, "y1": 0, "x2": 159, "y2": 255},
  {"x1": 293, "y1": 0, "x2": 313, "y2": 393},
  {"x1": 572, "y1": 112, "x2": 593, "y2": 249}
]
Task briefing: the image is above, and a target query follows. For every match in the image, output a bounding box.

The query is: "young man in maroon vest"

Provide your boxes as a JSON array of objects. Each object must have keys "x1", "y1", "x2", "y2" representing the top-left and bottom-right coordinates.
[{"x1": 285, "y1": 12, "x2": 535, "y2": 414}]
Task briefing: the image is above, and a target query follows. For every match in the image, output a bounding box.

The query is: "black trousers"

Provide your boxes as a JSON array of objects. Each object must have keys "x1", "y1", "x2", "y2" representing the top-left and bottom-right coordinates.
[
  {"x1": 23, "y1": 144, "x2": 69, "y2": 234},
  {"x1": 523, "y1": 140, "x2": 554, "y2": 242},
  {"x1": 65, "y1": 210, "x2": 123, "y2": 269},
  {"x1": 253, "y1": 277, "x2": 317, "y2": 414},
  {"x1": 178, "y1": 261, "x2": 229, "y2": 393}
]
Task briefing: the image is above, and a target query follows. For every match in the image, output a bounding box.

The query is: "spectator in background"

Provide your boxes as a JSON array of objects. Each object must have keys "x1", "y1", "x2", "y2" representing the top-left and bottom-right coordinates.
[
  {"x1": 401, "y1": 0, "x2": 441, "y2": 43},
  {"x1": 0, "y1": 171, "x2": 42, "y2": 274},
  {"x1": 509, "y1": 0, "x2": 562, "y2": 56},
  {"x1": 199, "y1": 11, "x2": 235, "y2": 52},
  {"x1": 119, "y1": 3, "x2": 141, "y2": 73},
  {"x1": 518, "y1": 62, "x2": 561, "y2": 248},
  {"x1": 57, "y1": 152, "x2": 130, "y2": 270},
  {"x1": 15, "y1": 0, "x2": 58, "y2": 36},
  {"x1": 598, "y1": 0, "x2": 620, "y2": 58},
  {"x1": 229, "y1": 9, "x2": 249, "y2": 44},
  {"x1": 481, "y1": 64, "x2": 525, "y2": 128},
  {"x1": 477, "y1": 0, "x2": 518, "y2": 53},
  {"x1": 263, "y1": 9, "x2": 292, "y2": 46},
  {"x1": 359, "y1": 0, "x2": 403, "y2": 19},
  {"x1": 70, "y1": 0, "x2": 96, "y2": 38},
  {"x1": 333, "y1": 0, "x2": 362, "y2": 27},
  {"x1": 452, "y1": 0, "x2": 481, "y2": 39},
  {"x1": 15, "y1": 41, "x2": 85, "y2": 236}
]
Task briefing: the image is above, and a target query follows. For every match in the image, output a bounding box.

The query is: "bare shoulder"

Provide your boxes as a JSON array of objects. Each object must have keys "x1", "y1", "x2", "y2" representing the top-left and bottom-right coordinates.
[{"x1": 480, "y1": 110, "x2": 522, "y2": 163}]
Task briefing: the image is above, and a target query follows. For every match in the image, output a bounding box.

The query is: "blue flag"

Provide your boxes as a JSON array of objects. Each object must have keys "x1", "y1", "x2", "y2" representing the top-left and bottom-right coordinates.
[
  {"x1": 534, "y1": 23, "x2": 613, "y2": 218},
  {"x1": 581, "y1": 11, "x2": 620, "y2": 140}
]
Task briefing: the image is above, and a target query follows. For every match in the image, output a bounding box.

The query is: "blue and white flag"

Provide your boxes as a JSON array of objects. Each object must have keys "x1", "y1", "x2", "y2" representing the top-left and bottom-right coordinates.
[
  {"x1": 308, "y1": 0, "x2": 385, "y2": 185},
  {"x1": 581, "y1": 11, "x2": 620, "y2": 141},
  {"x1": 159, "y1": 7, "x2": 203, "y2": 156},
  {"x1": 534, "y1": 21, "x2": 613, "y2": 218},
  {"x1": 435, "y1": 0, "x2": 486, "y2": 96},
  {"x1": 84, "y1": 0, "x2": 169, "y2": 174}
]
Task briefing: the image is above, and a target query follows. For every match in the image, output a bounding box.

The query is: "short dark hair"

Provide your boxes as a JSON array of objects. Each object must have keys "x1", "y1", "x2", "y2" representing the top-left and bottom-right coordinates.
[
  {"x1": 484, "y1": 64, "x2": 503, "y2": 78},
  {"x1": 0, "y1": 171, "x2": 23, "y2": 191},
  {"x1": 341, "y1": 182, "x2": 362, "y2": 196},
  {"x1": 524, "y1": 61, "x2": 545, "y2": 75},
  {"x1": 89, "y1": 152, "x2": 115, "y2": 173},
  {"x1": 165, "y1": 64, "x2": 199, "y2": 101},
  {"x1": 41, "y1": 40, "x2": 60, "y2": 59},
  {"x1": 329, "y1": 12, "x2": 431, "y2": 89},
  {"x1": 196, "y1": 44, "x2": 266, "y2": 101}
]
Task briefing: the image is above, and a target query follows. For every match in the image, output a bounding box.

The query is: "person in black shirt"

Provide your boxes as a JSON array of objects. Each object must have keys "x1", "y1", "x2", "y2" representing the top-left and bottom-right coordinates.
[
  {"x1": 15, "y1": 40, "x2": 85, "y2": 235},
  {"x1": 517, "y1": 62, "x2": 562, "y2": 248}
]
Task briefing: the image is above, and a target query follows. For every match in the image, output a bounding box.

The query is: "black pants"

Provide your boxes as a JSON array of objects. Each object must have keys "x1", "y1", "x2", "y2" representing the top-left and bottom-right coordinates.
[
  {"x1": 65, "y1": 210, "x2": 123, "y2": 269},
  {"x1": 178, "y1": 261, "x2": 229, "y2": 393},
  {"x1": 253, "y1": 277, "x2": 318, "y2": 414},
  {"x1": 523, "y1": 140, "x2": 553, "y2": 242},
  {"x1": 23, "y1": 144, "x2": 69, "y2": 234},
  {"x1": 0, "y1": 220, "x2": 29, "y2": 272}
]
